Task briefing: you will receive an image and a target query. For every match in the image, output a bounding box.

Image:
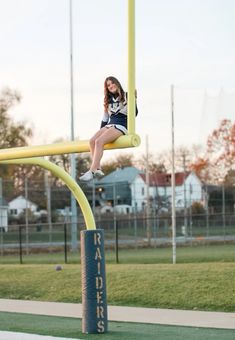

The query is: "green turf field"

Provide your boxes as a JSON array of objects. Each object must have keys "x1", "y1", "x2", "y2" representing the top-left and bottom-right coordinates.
[{"x1": 0, "y1": 312, "x2": 235, "y2": 340}]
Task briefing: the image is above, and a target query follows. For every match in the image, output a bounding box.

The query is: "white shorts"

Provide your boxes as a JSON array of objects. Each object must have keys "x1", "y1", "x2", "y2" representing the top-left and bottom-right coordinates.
[{"x1": 105, "y1": 124, "x2": 128, "y2": 135}]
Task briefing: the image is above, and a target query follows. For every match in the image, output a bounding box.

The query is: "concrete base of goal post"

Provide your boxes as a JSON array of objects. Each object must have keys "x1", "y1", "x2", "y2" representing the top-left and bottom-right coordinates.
[{"x1": 80, "y1": 229, "x2": 108, "y2": 334}]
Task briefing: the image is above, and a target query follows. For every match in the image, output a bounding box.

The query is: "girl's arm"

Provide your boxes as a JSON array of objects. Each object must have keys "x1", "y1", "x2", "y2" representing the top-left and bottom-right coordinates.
[{"x1": 100, "y1": 112, "x2": 109, "y2": 128}]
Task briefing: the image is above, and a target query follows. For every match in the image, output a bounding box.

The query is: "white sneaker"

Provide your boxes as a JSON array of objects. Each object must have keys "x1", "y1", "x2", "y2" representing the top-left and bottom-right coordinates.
[
  {"x1": 94, "y1": 169, "x2": 105, "y2": 178},
  {"x1": 79, "y1": 170, "x2": 94, "y2": 181}
]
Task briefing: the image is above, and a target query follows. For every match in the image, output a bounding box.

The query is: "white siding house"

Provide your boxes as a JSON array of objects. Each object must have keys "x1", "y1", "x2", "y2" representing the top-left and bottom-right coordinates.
[
  {"x1": 174, "y1": 172, "x2": 203, "y2": 208},
  {"x1": 96, "y1": 167, "x2": 146, "y2": 213},
  {"x1": 140, "y1": 171, "x2": 203, "y2": 210},
  {"x1": 130, "y1": 175, "x2": 147, "y2": 211},
  {"x1": 96, "y1": 167, "x2": 203, "y2": 213},
  {"x1": 8, "y1": 195, "x2": 38, "y2": 217}
]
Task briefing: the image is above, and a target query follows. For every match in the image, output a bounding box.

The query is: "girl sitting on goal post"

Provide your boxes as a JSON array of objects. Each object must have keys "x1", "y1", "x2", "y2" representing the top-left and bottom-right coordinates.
[{"x1": 79, "y1": 76, "x2": 138, "y2": 182}]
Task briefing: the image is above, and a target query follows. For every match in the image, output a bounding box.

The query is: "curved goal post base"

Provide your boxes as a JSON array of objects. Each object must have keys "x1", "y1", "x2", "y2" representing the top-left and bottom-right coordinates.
[
  {"x1": 0, "y1": 157, "x2": 96, "y2": 230},
  {"x1": 0, "y1": 158, "x2": 108, "y2": 334}
]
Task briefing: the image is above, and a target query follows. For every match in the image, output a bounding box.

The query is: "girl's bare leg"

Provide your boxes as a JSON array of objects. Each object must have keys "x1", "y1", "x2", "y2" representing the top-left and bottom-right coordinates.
[
  {"x1": 89, "y1": 127, "x2": 108, "y2": 168},
  {"x1": 90, "y1": 127, "x2": 122, "y2": 172}
]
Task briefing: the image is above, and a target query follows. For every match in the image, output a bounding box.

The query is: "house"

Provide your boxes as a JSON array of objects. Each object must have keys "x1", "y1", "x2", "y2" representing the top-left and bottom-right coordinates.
[
  {"x1": 140, "y1": 171, "x2": 203, "y2": 210},
  {"x1": 95, "y1": 167, "x2": 203, "y2": 213},
  {"x1": 8, "y1": 195, "x2": 38, "y2": 217},
  {"x1": 95, "y1": 166, "x2": 146, "y2": 212}
]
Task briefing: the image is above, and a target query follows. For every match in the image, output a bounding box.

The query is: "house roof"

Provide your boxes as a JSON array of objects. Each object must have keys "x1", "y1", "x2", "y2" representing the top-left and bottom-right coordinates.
[
  {"x1": 139, "y1": 172, "x2": 191, "y2": 187},
  {"x1": 97, "y1": 166, "x2": 143, "y2": 184},
  {"x1": 8, "y1": 195, "x2": 38, "y2": 207}
]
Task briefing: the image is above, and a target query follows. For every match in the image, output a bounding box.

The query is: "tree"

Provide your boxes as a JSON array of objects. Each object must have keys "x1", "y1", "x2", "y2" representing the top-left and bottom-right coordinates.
[
  {"x1": 0, "y1": 87, "x2": 33, "y2": 199},
  {"x1": 191, "y1": 201, "x2": 205, "y2": 215},
  {"x1": 207, "y1": 119, "x2": 235, "y2": 181},
  {"x1": 0, "y1": 87, "x2": 32, "y2": 149},
  {"x1": 189, "y1": 157, "x2": 210, "y2": 182},
  {"x1": 224, "y1": 170, "x2": 235, "y2": 186},
  {"x1": 190, "y1": 119, "x2": 235, "y2": 183},
  {"x1": 156, "y1": 145, "x2": 204, "y2": 173},
  {"x1": 102, "y1": 153, "x2": 134, "y2": 175},
  {"x1": 76, "y1": 153, "x2": 91, "y2": 179},
  {"x1": 136, "y1": 152, "x2": 166, "y2": 173},
  {"x1": 49, "y1": 139, "x2": 91, "y2": 184}
]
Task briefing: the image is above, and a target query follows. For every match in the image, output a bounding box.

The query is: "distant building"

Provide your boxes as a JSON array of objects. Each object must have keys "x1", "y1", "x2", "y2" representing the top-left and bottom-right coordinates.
[
  {"x1": 96, "y1": 167, "x2": 203, "y2": 213},
  {"x1": 140, "y1": 171, "x2": 203, "y2": 209},
  {"x1": 95, "y1": 166, "x2": 146, "y2": 212},
  {"x1": 8, "y1": 195, "x2": 38, "y2": 217}
]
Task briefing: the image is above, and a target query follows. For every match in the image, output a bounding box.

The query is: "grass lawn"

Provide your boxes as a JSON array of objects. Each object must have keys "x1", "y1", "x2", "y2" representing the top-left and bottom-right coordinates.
[
  {"x1": 0, "y1": 262, "x2": 235, "y2": 312},
  {"x1": 1, "y1": 245, "x2": 235, "y2": 313},
  {"x1": 0, "y1": 312, "x2": 235, "y2": 340}
]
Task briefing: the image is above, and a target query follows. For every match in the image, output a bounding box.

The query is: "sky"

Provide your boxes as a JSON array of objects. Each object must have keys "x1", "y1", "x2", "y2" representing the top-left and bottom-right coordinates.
[{"x1": 0, "y1": 0, "x2": 235, "y2": 161}]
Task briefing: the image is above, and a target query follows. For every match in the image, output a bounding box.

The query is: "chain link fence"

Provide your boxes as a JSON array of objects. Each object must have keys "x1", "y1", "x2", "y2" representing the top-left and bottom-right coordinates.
[
  {"x1": 0, "y1": 176, "x2": 234, "y2": 263},
  {"x1": 0, "y1": 212, "x2": 234, "y2": 263}
]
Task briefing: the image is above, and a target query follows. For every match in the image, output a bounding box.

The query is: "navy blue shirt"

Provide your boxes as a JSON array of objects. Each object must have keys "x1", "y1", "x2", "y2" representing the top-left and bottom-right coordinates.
[{"x1": 100, "y1": 93, "x2": 138, "y2": 129}]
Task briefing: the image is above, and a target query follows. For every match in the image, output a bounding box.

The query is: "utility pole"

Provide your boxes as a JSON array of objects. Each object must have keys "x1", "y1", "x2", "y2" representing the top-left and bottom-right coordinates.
[
  {"x1": 0, "y1": 178, "x2": 2, "y2": 204},
  {"x1": 44, "y1": 170, "x2": 52, "y2": 246},
  {"x1": 205, "y1": 184, "x2": 209, "y2": 237},
  {"x1": 222, "y1": 182, "x2": 226, "y2": 242},
  {"x1": 145, "y1": 135, "x2": 151, "y2": 246},
  {"x1": 171, "y1": 85, "x2": 176, "y2": 264},
  {"x1": 25, "y1": 176, "x2": 29, "y2": 255},
  {"x1": 182, "y1": 153, "x2": 188, "y2": 239},
  {"x1": 92, "y1": 180, "x2": 96, "y2": 214},
  {"x1": 189, "y1": 184, "x2": 193, "y2": 245},
  {"x1": 69, "y1": 0, "x2": 77, "y2": 252},
  {"x1": 0, "y1": 178, "x2": 3, "y2": 256}
]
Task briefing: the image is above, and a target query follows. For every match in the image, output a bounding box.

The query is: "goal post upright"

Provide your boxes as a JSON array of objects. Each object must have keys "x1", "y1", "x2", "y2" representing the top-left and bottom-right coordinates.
[{"x1": 128, "y1": 0, "x2": 136, "y2": 135}]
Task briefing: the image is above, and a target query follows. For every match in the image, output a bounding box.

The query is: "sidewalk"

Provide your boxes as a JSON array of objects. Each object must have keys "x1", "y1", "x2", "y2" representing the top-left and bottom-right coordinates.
[
  {"x1": 0, "y1": 332, "x2": 79, "y2": 340},
  {"x1": 0, "y1": 299, "x2": 235, "y2": 330}
]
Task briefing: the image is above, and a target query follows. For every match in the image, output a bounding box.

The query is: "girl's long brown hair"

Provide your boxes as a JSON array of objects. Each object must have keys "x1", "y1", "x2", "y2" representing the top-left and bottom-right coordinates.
[{"x1": 104, "y1": 76, "x2": 126, "y2": 112}]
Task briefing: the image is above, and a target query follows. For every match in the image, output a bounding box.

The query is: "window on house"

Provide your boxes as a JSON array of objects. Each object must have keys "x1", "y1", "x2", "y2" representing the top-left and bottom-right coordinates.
[
  {"x1": 166, "y1": 175, "x2": 171, "y2": 183},
  {"x1": 10, "y1": 209, "x2": 17, "y2": 215},
  {"x1": 142, "y1": 187, "x2": 145, "y2": 195},
  {"x1": 190, "y1": 184, "x2": 193, "y2": 194}
]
